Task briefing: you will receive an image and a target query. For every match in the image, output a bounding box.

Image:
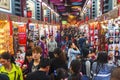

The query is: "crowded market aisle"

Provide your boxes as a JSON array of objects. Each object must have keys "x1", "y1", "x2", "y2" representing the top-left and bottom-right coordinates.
[
  {"x1": 0, "y1": 26, "x2": 120, "y2": 80},
  {"x1": 0, "y1": 0, "x2": 120, "y2": 80}
]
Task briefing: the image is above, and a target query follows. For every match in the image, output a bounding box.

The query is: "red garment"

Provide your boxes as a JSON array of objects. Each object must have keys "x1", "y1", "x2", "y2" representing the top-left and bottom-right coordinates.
[{"x1": 105, "y1": 43, "x2": 108, "y2": 51}]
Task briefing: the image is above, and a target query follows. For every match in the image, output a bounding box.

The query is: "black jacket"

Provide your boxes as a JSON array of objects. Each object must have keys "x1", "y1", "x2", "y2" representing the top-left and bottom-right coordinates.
[
  {"x1": 26, "y1": 71, "x2": 50, "y2": 80},
  {"x1": 28, "y1": 60, "x2": 40, "y2": 73},
  {"x1": 49, "y1": 58, "x2": 68, "y2": 74}
]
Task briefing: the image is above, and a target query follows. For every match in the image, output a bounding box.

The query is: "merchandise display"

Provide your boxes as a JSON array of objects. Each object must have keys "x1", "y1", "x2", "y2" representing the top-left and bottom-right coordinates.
[
  {"x1": 79, "y1": 24, "x2": 89, "y2": 39},
  {"x1": 28, "y1": 23, "x2": 39, "y2": 45},
  {"x1": 13, "y1": 22, "x2": 27, "y2": 54},
  {"x1": 28, "y1": 23, "x2": 34, "y2": 41},
  {"x1": 0, "y1": 21, "x2": 14, "y2": 54},
  {"x1": 18, "y1": 23, "x2": 27, "y2": 48},
  {"x1": 107, "y1": 19, "x2": 120, "y2": 64},
  {"x1": 44, "y1": 24, "x2": 49, "y2": 38},
  {"x1": 89, "y1": 23, "x2": 99, "y2": 52},
  {"x1": 52, "y1": 25, "x2": 58, "y2": 38},
  {"x1": 38, "y1": 24, "x2": 45, "y2": 38}
]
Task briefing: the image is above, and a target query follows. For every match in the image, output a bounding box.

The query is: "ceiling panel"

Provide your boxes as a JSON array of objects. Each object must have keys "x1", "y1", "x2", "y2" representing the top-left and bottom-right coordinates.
[{"x1": 49, "y1": 0, "x2": 86, "y2": 20}]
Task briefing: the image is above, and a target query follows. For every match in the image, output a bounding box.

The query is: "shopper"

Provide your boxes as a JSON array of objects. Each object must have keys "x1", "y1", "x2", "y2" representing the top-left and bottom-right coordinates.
[
  {"x1": 50, "y1": 68, "x2": 68, "y2": 80},
  {"x1": 81, "y1": 48, "x2": 92, "y2": 79},
  {"x1": 68, "y1": 42, "x2": 80, "y2": 69},
  {"x1": 49, "y1": 48, "x2": 67, "y2": 74},
  {"x1": 26, "y1": 58, "x2": 51, "y2": 80},
  {"x1": 38, "y1": 36, "x2": 48, "y2": 58},
  {"x1": 68, "y1": 60, "x2": 81, "y2": 80},
  {"x1": 0, "y1": 52, "x2": 23, "y2": 80},
  {"x1": 91, "y1": 51, "x2": 115, "y2": 80},
  {"x1": 78, "y1": 34, "x2": 86, "y2": 49},
  {"x1": 48, "y1": 35, "x2": 57, "y2": 59},
  {"x1": 27, "y1": 40, "x2": 34, "y2": 50},
  {"x1": 82, "y1": 39, "x2": 90, "y2": 49},
  {"x1": 22, "y1": 49, "x2": 32, "y2": 79},
  {"x1": 28, "y1": 46, "x2": 42, "y2": 73},
  {"x1": 55, "y1": 31, "x2": 61, "y2": 47}
]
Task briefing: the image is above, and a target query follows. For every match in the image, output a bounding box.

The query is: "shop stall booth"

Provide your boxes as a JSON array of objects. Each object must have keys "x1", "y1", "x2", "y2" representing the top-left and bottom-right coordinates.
[
  {"x1": 12, "y1": 21, "x2": 27, "y2": 66},
  {"x1": 10, "y1": 16, "x2": 28, "y2": 67},
  {"x1": 10, "y1": 17, "x2": 28, "y2": 53},
  {"x1": 91, "y1": 6, "x2": 119, "y2": 65}
]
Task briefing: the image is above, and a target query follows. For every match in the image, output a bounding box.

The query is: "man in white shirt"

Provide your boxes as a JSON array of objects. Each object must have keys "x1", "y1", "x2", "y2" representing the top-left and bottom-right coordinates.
[{"x1": 47, "y1": 35, "x2": 57, "y2": 59}]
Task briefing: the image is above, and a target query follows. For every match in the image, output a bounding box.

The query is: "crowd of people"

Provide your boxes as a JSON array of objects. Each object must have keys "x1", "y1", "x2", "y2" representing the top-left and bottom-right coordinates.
[{"x1": 0, "y1": 27, "x2": 120, "y2": 80}]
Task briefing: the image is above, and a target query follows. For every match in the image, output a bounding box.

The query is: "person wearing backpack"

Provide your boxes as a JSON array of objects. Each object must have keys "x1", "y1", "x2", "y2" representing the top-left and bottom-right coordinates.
[{"x1": 0, "y1": 52, "x2": 23, "y2": 80}]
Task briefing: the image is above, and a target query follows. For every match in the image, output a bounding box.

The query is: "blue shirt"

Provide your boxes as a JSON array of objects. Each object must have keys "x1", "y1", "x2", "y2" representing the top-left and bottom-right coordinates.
[{"x1": 92, "y1": 62, "x2": 115, "y2": 80}]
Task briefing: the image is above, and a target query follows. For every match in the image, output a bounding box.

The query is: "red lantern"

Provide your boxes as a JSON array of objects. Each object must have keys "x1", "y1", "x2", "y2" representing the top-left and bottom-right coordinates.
[{"x1": 27, "y1": 10, "x2": 32, "y2": 18}]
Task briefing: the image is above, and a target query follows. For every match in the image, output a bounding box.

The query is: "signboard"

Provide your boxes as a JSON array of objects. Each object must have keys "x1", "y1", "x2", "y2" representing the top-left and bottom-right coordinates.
[
  {"x1": 27, "y1": 0, "x2": 35, "y2": 19},
  {"x1": 0, "y1": 0, "x2": 12, "y2": 13},
  {"x1": 18, "y1": 25, "x2": 26, "y2": 45}
]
